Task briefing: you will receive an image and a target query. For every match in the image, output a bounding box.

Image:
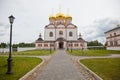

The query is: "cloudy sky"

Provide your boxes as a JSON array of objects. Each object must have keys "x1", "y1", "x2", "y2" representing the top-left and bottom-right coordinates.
[{"x1": 0, "y1": 0, "x2": 120, "y2": 44}]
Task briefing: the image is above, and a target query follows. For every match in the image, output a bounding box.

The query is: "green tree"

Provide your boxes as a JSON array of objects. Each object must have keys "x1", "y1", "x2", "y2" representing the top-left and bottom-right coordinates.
[
  {"x1": 0, "y1": 43, "x2": 7, "y2": 48},
  {"x1": 18, "y1": 42, "x2": 35, "y2": 47},
  {"x1": 87, "y1": 40, "x2": 103, "y2": 46}
]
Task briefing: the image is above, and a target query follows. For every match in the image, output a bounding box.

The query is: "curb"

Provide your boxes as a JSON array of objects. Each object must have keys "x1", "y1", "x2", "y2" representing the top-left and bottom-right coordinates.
[
  {"x1": 78, "y1": 59, "x2": 103, "y2": 80},
  {"x1": 19, "y1": 58, "x2": 44, "y2": 80}
]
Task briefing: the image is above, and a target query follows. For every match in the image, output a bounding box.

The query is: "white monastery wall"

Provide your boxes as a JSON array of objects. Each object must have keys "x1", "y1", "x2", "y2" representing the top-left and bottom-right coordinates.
[
  {"x1": 44, "y1": 28, "x2": 55, "y2": 41},
  {"x1": 107, "y1": 47, "x2": 120, "y2": 50},
  {"x1": 105, "y1": 27, "x2": 120, "y2": 50},
  {"x1": 56, "y1": 28, "x2": 66, "y2": 39},
  {"x1": 67, "y1": 28, "x2": 77, "y2": 40}
]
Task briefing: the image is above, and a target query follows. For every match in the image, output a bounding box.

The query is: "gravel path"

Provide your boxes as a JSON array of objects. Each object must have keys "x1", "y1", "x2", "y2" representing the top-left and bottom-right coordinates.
[{"x1": 35, "y1": 49, "x2": 86, "y2": 80}]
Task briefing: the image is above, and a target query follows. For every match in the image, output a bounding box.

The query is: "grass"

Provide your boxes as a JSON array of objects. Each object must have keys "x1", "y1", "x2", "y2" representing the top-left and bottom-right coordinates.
[
  {"x1": 68, "y1": 50, "x2": 120, "y2": 56},
  {"x1": 0, "y1": 50, "x2": 55, "y2": 55},
  {"x1": 80, "y1": 58, "x2": 120, "y2": 80},
  {"x1": 0, "y1": 57, "x2": 42, "y2": 80}
]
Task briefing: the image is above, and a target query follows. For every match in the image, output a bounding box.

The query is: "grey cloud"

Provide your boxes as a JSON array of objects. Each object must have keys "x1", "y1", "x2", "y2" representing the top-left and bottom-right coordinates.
[
  {"x1": 0, "y1": 33, "x2": 5, "y2": 36},
  {"x1": 83, "y1": 18, "x2": 120, "y2": 43},
  {"x1": 0, "y1": 22, "x2": 9, "y2": 37}
]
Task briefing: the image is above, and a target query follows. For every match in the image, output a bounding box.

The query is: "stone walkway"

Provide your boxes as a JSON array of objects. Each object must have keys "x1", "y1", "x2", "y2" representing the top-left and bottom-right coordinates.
[{"x1": 35, "y1": 49, "x2": 86, "y2": 80}]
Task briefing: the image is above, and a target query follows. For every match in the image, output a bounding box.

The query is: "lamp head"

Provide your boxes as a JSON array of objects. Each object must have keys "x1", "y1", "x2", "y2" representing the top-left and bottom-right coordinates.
[{"x1": 9, "y1": 15, "x2": 15, "y2": 24}]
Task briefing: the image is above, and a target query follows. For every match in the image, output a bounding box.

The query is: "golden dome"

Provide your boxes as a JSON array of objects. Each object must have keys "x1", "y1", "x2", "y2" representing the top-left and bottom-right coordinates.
[
  {"x1": 56, "y1": 12, "x2": 65, "y2": 19},
  {"x1": 66, "y1": 14, "x2": 72, "y2": 20},
  {"x1": 49, "y1": 14, "x2": 56, "y2": 20}
]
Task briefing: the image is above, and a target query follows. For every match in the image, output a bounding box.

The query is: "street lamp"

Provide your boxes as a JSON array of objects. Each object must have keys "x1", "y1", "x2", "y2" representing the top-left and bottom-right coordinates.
[
  {"x1": 71, "y1": 41, "x2": 72, "y2": 52},
  {"x1": 54, "y1": 42, "x2": 55, "y2": 50},
  {"x1": 6, "y1": 15, "x2": 15, "y2": 74},
  {"x1": 50, "y1": 44, "x2": 51, "y2": 53}
]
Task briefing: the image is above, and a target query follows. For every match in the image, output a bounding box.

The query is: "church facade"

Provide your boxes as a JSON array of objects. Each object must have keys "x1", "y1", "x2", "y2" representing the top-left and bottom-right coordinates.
[{"x1": 35, "y1": 11, "x2": 87, "y2": 50}]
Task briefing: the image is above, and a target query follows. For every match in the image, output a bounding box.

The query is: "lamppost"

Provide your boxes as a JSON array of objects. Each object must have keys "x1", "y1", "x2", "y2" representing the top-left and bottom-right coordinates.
[
  {"x1": 6, "y1": 15, "x2": 15, "y2": 74},
  {"x1": 50, "y1": 44, "x2": 51, "y2": 53},
  {"x1": 54, "y1": 42, "x2": 55, "y2": 50},
  {"x1": 71, "y1": 41, "x2": 72, "y2": 52},
  {"x1": 66, "y1": 42, "x2": 68, "y2": 51}
]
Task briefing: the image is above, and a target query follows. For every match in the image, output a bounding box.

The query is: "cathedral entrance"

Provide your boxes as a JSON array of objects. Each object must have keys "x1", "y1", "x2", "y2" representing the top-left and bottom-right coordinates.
[{"x1": 59, "y1": 41, "x2": 64, "y2": 49}]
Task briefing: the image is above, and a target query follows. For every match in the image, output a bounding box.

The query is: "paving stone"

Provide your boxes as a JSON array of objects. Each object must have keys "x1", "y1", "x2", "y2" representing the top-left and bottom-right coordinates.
[{"x1": 35, "y1": 50, "x2": 86, "y2": 80}]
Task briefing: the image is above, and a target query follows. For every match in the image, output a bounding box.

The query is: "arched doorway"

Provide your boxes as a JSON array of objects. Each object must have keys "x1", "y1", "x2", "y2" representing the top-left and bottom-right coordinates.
[{"x1": 59, "y1": 41, "x2": 64, "y2": 49}]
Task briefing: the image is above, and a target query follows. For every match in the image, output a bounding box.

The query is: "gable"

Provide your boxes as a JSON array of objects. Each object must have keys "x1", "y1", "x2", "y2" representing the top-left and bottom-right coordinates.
[
  {"x1": 57, "y1": 24, "x2": 65, "y2": 28},
  {"x1": 47, "y1": 24, "x2": 55, "y2": 28},
  {"x1": 67, "y1": 24, "x2": 76, "y2": 28}
]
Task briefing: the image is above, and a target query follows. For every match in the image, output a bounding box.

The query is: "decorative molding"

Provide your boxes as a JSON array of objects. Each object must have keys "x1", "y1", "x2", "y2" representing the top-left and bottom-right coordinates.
[{"x1": 106, "y1": 34, "x2": 120, "y2": 39}]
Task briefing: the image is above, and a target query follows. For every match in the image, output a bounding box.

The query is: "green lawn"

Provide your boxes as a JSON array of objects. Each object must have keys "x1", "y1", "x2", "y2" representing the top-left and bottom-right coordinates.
[
  {"x1": 0, "y1": 50, "x2": 55, "y2": 55},
  {"x1": 68, "y1": 50, "x2": 120, "y2": 56},
  {"x1": 0, "y1": 57, "x2": 42, "y2": 80},
  {"x1": 80, "y1": 58, "x2": 120, "y2": 80}
]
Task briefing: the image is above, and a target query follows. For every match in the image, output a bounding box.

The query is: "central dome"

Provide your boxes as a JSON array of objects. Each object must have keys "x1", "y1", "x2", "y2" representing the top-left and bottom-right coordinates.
[
  {"x1": 56, "y1": 12, "x2": 65, "y2": 19},
  {"x1": 49, "y1": 11, "x2": 72, "y2": 21}
]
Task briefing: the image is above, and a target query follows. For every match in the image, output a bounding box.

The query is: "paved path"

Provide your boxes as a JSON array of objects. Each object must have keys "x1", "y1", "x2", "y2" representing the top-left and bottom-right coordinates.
[{"x1": 36, "y1": 50, "x2": 85, "y2": 80}]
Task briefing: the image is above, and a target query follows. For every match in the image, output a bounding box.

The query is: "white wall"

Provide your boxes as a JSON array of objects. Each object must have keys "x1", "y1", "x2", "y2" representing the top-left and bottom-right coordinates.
[
  {"x1": 44, "y1": 24, "x2": 78, "y2": 41},
  {"x1": 107, "y1": 47, "x2": 120, "y2": 50},
  {"x1": 17, "y1": 47, "x2": 36, "y2": 52},
  {"x1": 66, "y1": 28, "x2": 77, "y2": 40},
  {"x1": 0, "y1": 48, "x2": 9, "y2": 53},
  {"x1": 44, "y1": 28, "x2": 55, "y2": 41},
  {"x1": 36, "y1": 42, "x2": 55, "y2": 49},
  {"x1": 106, "y1": 28, "x2": 120, "y2": 38},
  {"x1": 56, "y1": 25, "x2": 66, "y2": 38},
  {"x1": 105, "y1": 28, "x2": 120, "y2": 47}
]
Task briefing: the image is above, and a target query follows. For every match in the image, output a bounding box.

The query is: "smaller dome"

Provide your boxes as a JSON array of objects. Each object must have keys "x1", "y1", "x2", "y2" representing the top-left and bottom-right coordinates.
[
  {"x1": 36, "y1": 38, "x2": 43, "y2": 43},
  {"x1": 49, "y1": 14, "x2": 56, "y2": 20},
  {"x1": 56, "y1": 12, "x2": 65, "y2": 19},
  {"x1": 78, "y1": 38, "x2": 86, "y2": 42},
  {"x1": 66, "y1": 14, "x2": 72, "y2": 20}
]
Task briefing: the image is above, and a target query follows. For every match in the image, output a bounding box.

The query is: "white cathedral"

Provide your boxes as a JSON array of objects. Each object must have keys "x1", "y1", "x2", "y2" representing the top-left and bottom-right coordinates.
[{"x1": 35, "y1": 11, "x2": 87, "y2": 50}]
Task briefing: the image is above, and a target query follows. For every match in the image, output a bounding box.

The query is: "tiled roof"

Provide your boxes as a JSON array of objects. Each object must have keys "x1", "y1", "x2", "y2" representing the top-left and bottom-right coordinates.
[
  {"x1": 105, "y1": 26, "x2": 120, "y2": 33},
  {"x1": 77, "y1": 38, "x2": 86, "y2": 42},
  {"x1": 35, "y1": 38, "x2": 44, "y2": 42}
]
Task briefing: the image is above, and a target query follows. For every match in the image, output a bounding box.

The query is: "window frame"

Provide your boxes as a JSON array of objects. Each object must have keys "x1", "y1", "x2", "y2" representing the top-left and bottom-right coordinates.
[
  {"x1": 49, "y1": 32, "x2": 53, "y2": 37},
  {"x1": 69, "y1": 31, "x2": 73, "y2": 37},
  {"x1": 59, "y1": 31, "x2": 63, "y2": 35}
]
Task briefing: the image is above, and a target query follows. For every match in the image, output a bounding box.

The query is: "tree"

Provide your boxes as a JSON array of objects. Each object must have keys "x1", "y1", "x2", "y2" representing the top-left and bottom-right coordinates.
[
  {"x1": 87, "y1": 40, "x2": 103, "y2": 46},
  {"x1": 0, "y1": 43, "x2": 7, "y2": 48},
  {"x1": 18, "y1": 42, "x2": 35, "y2": 47}
]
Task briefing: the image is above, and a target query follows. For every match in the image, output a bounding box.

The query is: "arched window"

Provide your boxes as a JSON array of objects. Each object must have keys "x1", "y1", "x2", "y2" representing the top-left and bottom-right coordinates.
[
  {"x1": 69, "y1": 32, "x2": 73, "y2": 37},
  {"x1": 110, "y1": 34, "x2": 112, "y2": 37},
  {"x1": 114, "y1": 33, "x2": 116, "y2": 36},
  {"x1": 49, "y1": 32, "x2": 53, "y2": 37},
  {"x1": 110, "y1": 41, "x2": 113, "y2": 46},
  {"x1": 114, "y1": 41, "x2": 117, "y2": 46},
  {"x1": 59, "y1": 31, "x2": 63, "y2": 35}
]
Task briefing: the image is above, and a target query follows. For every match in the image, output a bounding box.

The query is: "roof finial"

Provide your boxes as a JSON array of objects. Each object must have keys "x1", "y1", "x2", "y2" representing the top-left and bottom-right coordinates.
[
  {"x1": 52, "y1": 8, "x2": 54, "y2": 15},
  {"x1": 67, "y1": 8, "x2": 69, "y2": 15},
  {"x1": 59, "y1": 4, "x2": 61, "y2": 13},
  {"x1": 79, "y1": 32, "x2": 81, "y2": 38},
  {"x1": 39, "y1": 33, "x2": 41, "y2": 38}
]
